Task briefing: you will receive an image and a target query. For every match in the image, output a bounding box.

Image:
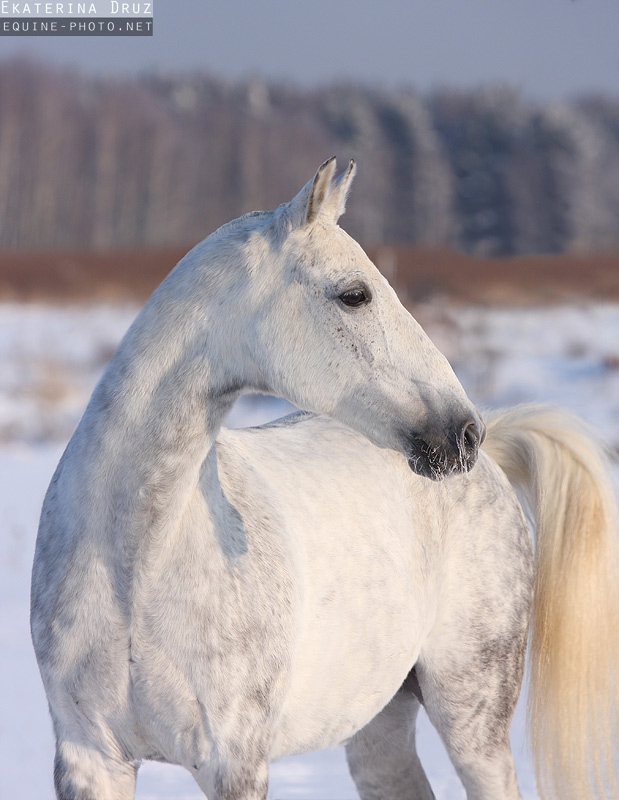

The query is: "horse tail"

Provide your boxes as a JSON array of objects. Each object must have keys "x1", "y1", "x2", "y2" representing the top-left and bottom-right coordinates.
[{"x1": 483, "y1": 404, "x2": 619, "y2": 800}]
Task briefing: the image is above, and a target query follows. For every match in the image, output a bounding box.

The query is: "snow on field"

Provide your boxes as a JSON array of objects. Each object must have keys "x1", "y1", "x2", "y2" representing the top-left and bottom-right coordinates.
[{"x1": 2, "y1": 301, "x2": 619, "y2": 799}]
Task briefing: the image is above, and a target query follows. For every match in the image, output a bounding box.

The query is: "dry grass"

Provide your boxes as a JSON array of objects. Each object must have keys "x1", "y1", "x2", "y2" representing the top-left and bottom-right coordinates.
[
  {"x1": 1, "y1": 244, "x2": 619, "y2": 305},
  {"x1": 366, "y1": 245, "x2": 619, "y2": 306}
]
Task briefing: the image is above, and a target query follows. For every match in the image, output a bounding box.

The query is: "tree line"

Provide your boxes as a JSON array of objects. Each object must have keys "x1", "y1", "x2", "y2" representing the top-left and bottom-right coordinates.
[{"x1": 1, "y1": 59, "x2": 618, "y2": 254}]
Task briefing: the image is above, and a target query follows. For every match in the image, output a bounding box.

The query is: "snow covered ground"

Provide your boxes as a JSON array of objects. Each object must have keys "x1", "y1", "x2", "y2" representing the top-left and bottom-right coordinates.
[{"x1": 2, "y1": 300, "x2": 619, "y2": 799}]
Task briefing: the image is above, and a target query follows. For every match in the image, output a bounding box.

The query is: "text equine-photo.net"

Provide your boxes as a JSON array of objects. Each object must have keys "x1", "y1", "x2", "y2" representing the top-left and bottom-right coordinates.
[{"x1": 0, "y1": 0, "x2": 153, "y2": 34}]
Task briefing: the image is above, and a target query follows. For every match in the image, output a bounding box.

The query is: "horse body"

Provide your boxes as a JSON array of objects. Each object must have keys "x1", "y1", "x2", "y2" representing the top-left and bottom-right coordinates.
[
  {"x1": 35, "y1": 409, "x2": 529, "y2": 797},
  {"x1": 31, "y1": 160, "x2": 618, "y2": 800}
]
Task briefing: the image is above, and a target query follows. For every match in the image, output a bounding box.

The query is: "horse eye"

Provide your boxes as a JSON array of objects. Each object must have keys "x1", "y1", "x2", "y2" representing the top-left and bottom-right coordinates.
[{"x1": 339, "y1": 288, "x2": 371, "y2": 307}]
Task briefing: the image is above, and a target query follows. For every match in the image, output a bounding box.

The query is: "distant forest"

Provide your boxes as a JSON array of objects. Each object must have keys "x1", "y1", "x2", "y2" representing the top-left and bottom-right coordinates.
[{"x1": 1, "y1": 60, "x2": 619, "y2": 254}]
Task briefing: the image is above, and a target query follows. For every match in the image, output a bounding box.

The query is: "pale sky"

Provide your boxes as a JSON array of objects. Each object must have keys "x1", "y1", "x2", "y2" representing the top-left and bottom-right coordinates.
[{"x1": 1, "y1": 0, "x2": 619, "y2": 99}]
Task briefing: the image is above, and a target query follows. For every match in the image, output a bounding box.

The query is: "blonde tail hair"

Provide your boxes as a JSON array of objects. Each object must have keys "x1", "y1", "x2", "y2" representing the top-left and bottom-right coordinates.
[{"x1": 484, "y1": 404, "x2": 619, "y2": 800}]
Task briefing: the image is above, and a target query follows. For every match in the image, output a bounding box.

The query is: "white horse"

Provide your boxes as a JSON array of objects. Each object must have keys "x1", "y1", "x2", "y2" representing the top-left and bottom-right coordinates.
[{"x1": 31, "y1": 159, "x2": 618, "y2": 800}]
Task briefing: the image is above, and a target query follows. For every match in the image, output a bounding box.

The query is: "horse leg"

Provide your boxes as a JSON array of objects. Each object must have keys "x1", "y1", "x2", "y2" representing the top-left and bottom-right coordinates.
[
  {"x1": 417, "y1": 641, "x2": 525, "y2": 800},
  {"x1": 195, "y1": 758, "x2": 269, "y2": 800},
  {"x1": 53, "y1": 739, "x2": 137, "y2": 800},
  {"x1": 345, "y1": 684, "x2": 435, "y2": 800}
]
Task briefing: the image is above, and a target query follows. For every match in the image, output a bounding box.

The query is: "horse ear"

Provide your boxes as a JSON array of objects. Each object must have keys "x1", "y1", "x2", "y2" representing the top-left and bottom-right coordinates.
[
  {"x1": 305, "y1": 157, "x2": 338, "y2": 224},
  {"x1": 328, "y1": 159, "x2": 356, "y2": 220},
  {"x1": 277, "y1": 158, "x2": 356, "y2": 230}
]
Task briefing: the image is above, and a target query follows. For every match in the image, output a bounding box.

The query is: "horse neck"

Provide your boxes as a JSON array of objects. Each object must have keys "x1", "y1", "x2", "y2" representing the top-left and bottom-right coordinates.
[{"x1": 75, "y1": 279, "x2": 241, "y2": 539}]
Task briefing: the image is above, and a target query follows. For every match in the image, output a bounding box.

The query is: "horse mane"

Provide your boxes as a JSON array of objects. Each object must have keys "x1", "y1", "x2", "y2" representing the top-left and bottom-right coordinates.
[{"x1": 209, "y1": 210, "x2": 272, "y2": 242}]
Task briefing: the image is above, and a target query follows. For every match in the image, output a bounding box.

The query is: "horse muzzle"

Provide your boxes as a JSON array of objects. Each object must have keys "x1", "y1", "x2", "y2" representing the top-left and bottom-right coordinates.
[{"x1": 405, "y1": 415, "x2": 486, "y2": 480}]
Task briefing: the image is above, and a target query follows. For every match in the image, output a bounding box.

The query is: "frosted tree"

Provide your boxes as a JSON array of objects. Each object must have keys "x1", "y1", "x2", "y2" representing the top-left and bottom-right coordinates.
[{"x1": 430, "y1": 87, "x2": 530, "y2": 255}]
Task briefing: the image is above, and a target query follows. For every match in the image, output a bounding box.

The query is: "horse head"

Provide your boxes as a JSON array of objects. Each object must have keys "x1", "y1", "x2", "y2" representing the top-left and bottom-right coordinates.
[{"x1": 225, "y1": 158, "x2": 484, "y2": 479}]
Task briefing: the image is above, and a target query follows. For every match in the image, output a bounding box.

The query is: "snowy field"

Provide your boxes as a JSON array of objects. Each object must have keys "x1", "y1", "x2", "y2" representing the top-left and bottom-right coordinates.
[{"x1": 2, "y1": 300, "x2": 619, "y2": 799}]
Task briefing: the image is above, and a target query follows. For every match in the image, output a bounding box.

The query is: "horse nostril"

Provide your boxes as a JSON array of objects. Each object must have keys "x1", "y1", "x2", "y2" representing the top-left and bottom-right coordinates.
[{"x1": 460, "y1": 419, "x2": 485, "y2": 456}]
